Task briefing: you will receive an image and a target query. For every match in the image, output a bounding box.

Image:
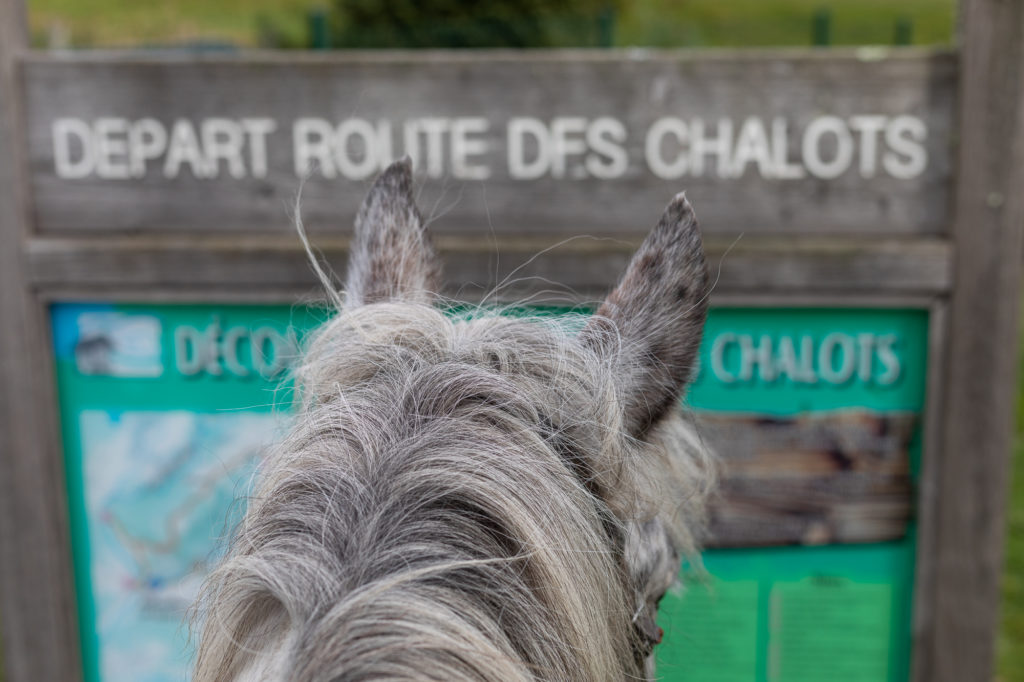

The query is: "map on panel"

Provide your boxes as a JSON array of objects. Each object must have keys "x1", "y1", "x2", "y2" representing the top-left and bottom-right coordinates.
[
  {"x1": 52, "y1": 303, "x2": 311, "y2": 682},
  {"x1": 79, "y1": 410, "x2": 279, "y2": 681}
]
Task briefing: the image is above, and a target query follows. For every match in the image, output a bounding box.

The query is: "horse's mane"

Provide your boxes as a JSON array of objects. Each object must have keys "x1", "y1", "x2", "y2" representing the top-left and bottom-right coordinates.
[{"x1": 192, "y1": 159, "x2": 715, "y2": 681}]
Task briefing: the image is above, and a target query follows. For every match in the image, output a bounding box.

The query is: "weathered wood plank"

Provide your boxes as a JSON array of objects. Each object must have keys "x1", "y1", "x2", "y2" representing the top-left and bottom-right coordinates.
[
  {"x1": 25, "y1": 235, "x2": 953, "y2": 298},
  {"x1": 912, "y1": 1, "x2": 1024, "y2": 680},
  {"x1": 700, "y1": 411, "x2": 916, "y2": 547},
  {"x1": 20, "y1": 49, "x2": 956, "y2": 237},
  {"x1": 0, "y1": 1, "x2": 83, "y2": 681},
  {"x1": 910, "y1": 298, "x2": 949, "y2": 679}
]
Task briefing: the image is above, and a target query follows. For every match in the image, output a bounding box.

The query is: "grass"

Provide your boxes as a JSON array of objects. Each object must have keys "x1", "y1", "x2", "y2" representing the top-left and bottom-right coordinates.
[
  {"x1": 27, "y1": 0, "x2": 313, "y2": 48},
  {"x1": 26, "y1": 0, "x2": 956, "y2": 48},
  {"x1": 615, "y1": 0, "x2": 955, "y2": 48}
]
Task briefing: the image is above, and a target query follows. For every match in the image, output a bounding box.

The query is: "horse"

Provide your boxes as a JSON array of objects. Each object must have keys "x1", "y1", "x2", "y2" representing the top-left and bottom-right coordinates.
[{"x1": 192, "y1": 158, "x2": 714, "y2": 681}]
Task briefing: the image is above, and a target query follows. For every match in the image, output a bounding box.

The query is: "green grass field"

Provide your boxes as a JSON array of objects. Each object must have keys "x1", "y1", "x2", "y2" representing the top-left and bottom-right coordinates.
[
  {"x1": 8, "y1": 3, "x2": 1020, "y2": 682},
  {"x1": 616, "y1": 0, "x2": 954, "y2": 48},
  {"x1": 27, "y1": 0, "x2": 314, "y2": 48},
  {"x1": 27, "y1": 0, "x2": 955, "y2": 48}
]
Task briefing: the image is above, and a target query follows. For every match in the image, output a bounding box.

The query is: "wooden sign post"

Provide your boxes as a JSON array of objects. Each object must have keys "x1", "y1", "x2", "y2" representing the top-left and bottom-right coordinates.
[{"x1": 0, "y1": 1, "x2": 1020, "y2": 681}]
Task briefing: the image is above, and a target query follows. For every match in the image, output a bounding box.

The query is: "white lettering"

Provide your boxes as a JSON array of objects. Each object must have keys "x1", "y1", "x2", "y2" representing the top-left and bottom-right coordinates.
[
  {"x1": 849, "y1": 115, "x2": 887, "y2": 178},
  {"x1": 293, "y1": 117, "x2": 336, "y2": 177},
  {"x1": 708, "y1": 331, "x2": 903, "y2": 386},
  {"x1": 739, "y1": 334, "x2": 776, "y2": 382},
  {"x1": 876, "y1": 333, "x2": 901, "y2": 385},
  {"x1": 508, "y1": 117, "x2": 550, "y2": 180},
  {"x1": 645, "y1": 117, "x2": 688, "y2": 179},
  {"x1": 94, "y1": 118, "x2": 131, "y2": 179},
  {"x1": 585, "y1": 117, "x2": 628, "y2": 179},
  {"x1": 128, "y1": 118, "x2": 167, "y2": 178},
  {"x1": 710, "y1": 333, "x2": 738, "y2": 383},
  {"x1": 335, "y1": 118, "x2": 379, "y2": 180},
  {"x1": 818, "y1": 332, "x2": 856, "y2": 384},
  {"x1": 201, "y1": 118, "x2": 246, "y2": 179},
  {"x1": 164, "y1": 119, "x2": 209, "y2": 179},
  {"x1": 771, "y1": 117, "x2": 805, "y2": 179},
  {"x1": 550, "y1": 117, "x2": 588, "y2": 179},
  {"x1": 418, "y1": 118, "x2": 449, "y2": 178},
  {"x1": 451, "y1": 117, "x2": 490, "y2": 180},
  {"x1": 732, "y1": 117, "x2": 773, "y2": 178},
  {"x1": 883, "y1": 115, "x2": 928, "y2": 179},
  {"x1": 174, "y1": 326, "x2": 203, "y2": 376},
  {"x1": 222, "y1": 326, "x2": 249, "y2": 377},
  {"x1": 690, "y1": 118, "x2": 733, "y2": 178},
  {"x1": 53, "y1": 118, "x2": 95, "y2": 179},
  {"x1": 241, "y1": 118, "x2": 277, "y2": 178},
  {"x1": 803, "y1": 116, "x2": 854, "y2": 179}
]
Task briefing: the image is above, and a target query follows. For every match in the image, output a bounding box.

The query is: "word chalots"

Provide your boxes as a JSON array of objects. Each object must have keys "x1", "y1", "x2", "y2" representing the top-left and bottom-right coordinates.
[
  {"x1": 50, "y1": 114, "x2": 928, "y2": 182},
  {"x1": 704, "y1": 331, "x2": 904, "y2": 386}
]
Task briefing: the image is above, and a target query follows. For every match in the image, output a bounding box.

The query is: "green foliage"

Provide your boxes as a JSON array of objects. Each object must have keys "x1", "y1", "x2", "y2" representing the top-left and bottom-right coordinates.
[
  {"x1": 26, "y1": 0, "x2": 955, "y2": 49},
  {"x1": 28, "y1": 0, "x2": 313, "y2": 48},
  {"x1": 330, "y1": 0, "x2": 613, "y2": 48},
  {"x1": 614, "y1": 0, "x2": 954, "y2": 48}
]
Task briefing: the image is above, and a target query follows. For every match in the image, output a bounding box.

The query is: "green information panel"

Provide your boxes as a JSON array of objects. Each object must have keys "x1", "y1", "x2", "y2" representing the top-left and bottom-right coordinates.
[
  {"x1": 657, "y1": 544, "x2": 915, "y2": 682},
  {"x1": 51, "y1": 303, "x2": 927, "y2": 682},
  {"x1": 658, "y1": 307, "x2": 927, "y2": 682}
]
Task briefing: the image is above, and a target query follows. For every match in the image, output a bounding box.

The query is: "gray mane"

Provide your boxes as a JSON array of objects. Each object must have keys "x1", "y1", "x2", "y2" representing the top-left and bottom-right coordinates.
[{"x1": 192, "y1": 159, "x2": 715, "y2": 681}]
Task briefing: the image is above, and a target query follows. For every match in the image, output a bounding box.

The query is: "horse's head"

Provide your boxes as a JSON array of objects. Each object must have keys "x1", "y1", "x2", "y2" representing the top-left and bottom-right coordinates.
[{"x1": 194, "y1": 158, "x2": 714, "y2": 681}]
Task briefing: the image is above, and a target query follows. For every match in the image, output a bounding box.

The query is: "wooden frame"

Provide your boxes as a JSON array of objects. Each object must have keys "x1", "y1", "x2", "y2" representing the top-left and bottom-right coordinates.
[
  {"x1": 1, "y1": 1, "x2": 1020, "y2": 681},
  {"x1": 910, "y1": 3, "x2": 1024, "y2": 680},
  {"x1": 0, "y1": 2, "x2": 82, "y2": 680}
]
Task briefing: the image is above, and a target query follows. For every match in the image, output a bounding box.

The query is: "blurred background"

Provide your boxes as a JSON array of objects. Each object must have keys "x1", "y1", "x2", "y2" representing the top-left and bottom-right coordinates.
[
  {"x1": 9, "y1": 1, "x2": 1022, "y2": 682},
  {"x1": 26, "y1": 0, "x2": 954, "y2": 50}
]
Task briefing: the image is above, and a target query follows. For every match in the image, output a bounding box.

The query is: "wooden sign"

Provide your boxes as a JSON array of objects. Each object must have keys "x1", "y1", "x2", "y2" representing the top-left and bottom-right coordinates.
[{"x1": 23, "y1": 51, "x2": 954, "y2": 236}]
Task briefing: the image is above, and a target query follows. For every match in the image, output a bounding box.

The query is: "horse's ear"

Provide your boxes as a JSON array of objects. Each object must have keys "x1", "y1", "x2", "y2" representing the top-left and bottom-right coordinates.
[
  {"x1": 345, "y1": 157, "x2": 442, "y2": 306},
  {"x1": 580, "y1": 193, "x2": 709, "y2": 439}
]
